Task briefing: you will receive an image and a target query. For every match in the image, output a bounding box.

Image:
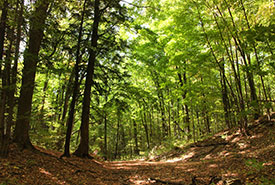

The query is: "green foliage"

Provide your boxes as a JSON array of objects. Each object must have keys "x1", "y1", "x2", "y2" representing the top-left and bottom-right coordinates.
[{"x1": 1, "y1": 0, "x2": 273, "y2": 160}]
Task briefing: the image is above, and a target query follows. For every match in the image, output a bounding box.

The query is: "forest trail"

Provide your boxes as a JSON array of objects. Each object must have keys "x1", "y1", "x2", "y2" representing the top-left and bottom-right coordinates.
[{"x1": 1, "y1": 116, "x2": 274, "y2": 185}]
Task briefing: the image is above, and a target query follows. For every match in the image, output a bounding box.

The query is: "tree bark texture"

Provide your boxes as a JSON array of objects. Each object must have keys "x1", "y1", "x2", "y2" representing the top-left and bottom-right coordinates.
[
  {"x1": 62, "y1": 0, "x2": 87, "y2": 158},
  {"x1": 74, "y1": 0, "x2": 100, "y2": 158},
  {"x1": 14, "y1": 0, "x2": 50, "y2": 149}
]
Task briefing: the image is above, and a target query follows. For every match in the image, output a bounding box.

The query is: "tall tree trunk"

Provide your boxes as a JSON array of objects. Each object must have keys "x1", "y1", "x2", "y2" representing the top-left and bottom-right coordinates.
[
  {"x1": 0, "y1": 27, "x2": 14, "y2": 157},
  {"x1": 104, "y1": 110, "x2": 107, "y2": 159},
  {"x1": 114, "y1": 111, "x2": 120, "y2": 159},
  {"x1": 0, "y1": 0, "x2": 9, "y2": 147},
  {"x1": 0, "y1": 0, "x2": 8, "y2": 68},
  {"x1": 39, "y1": 72, "x2": 49, "y2": 129},
  {"x1": 142, "y1": 109, "x2": 150, "y2": 150},
  {"x1": 240, "y1": 0, "x2": 268, "y2": 116},
  {"x1": 0, "y1": 0, "x2": 24, "y2": 158},
  {"x1": 14, "y1": 0, "x2": 50, "y2": 149},
  {"x1": 133, "y1": 120, "x2": 139, "y2": 155},
  {"x1": 74, "y1": 0, "x2": 100, "y2": 158},
  {"x1": 61, "y1": 71, "x2": 74, "y2": 123},
  {"x1": 220, "y1": 61, "x2": 231, "y2": 128},
  {"x1": 61, "y1": 0, "x2": 87, "y2": 158},
  {"x1": 223, "y1": 0, "x2": 259, "y2": 120}
]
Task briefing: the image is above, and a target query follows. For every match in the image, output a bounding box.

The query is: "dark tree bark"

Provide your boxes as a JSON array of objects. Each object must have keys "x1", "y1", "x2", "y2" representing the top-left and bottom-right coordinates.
[
  {"x1": 0, "y1": 0, "x2": 9, "y2": 146},
  {"x1": 133, "y1": 120, "x2": 139, "y2": 155},
  {"x1": 74, "y1": 0, "x2": 100, "y2": 158},
  {"x1": 152, "y1": 71, "x2": 167, "y2": 138},
  {"x1": 142, "y1": 107, "x2": 150, "y2": 149},
  {"x1": 61, "y1": 71, "x2": 74, "y2": 123},
  {"x1": 61, "y1": 0, "x2": 87, "y2": 158},
  {"x1": 0, "y1": 0, "x2": 24, "y2": 158},
  {"x1": 114, "y1": 110, "x2": 121, "y2": 159},
  {"x1": 0, "y1": 28, "x2": 14, "y2": 157},
  {"x1": 0, "y1": 0, "x2": 8, "y2": 65},
  {"x1": 220, "y1": 61, "x2": 231, "y2": 128},
  {"x1": 177, "y1": 64, "x2": 191, "y2": 139},
  {"x1": 14, "y1": 0, "x2": 50, "y2": 149},
  {"x1": 223, "y1": 0, "x2": 259, "y2": 121},
  {"x1": 103, "y1": 110, "x2": 108, "y2": 159}
]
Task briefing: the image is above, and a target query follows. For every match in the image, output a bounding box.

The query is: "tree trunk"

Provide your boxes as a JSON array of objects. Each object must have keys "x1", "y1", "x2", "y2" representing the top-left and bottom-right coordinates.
[
  {"x1": 14, "y1": 0, "x2": 50, "y2": 149},
  {"x1": 0, "y1": 0, "x2": 24, "y2": 158},
  {"x1": 133, "y1": 120, "x2": 139, "y2": 155},
  {"x1": 0, "y1": 24, "x2": 15, "y2": 157},
  {"x1": 220, "y1": 61, "x2": 231, "y2": 128},
  {"x1": 0, "y1": 0, "x2": 8, "y2": 67},
  {"x1": 74, "y1": 0, "x2": 100, "y2": 158},
  {"x1": 104, "y1": 110, "x2": 107, "y2": 159},
  {"x1": 61, "y1": 0, "x2": 87, "y2": 158},
  {"x1": 142, "y1": 109, "x2": 150, "y2": 150},
  {"x1": 114, "y1": 111, "x2": 120, "y2": 159},
  {"x1": 0, "y1": 0, "x2": 8, "y2": 147},
  {"x1": 61, "y1": 72, "x2": 74, "y2": 123}
]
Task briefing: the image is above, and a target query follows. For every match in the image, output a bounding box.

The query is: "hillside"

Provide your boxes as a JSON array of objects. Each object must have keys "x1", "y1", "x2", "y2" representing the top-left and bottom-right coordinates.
[{"x1": 1, "y1": 114, "x2": 274, "y2": 185}]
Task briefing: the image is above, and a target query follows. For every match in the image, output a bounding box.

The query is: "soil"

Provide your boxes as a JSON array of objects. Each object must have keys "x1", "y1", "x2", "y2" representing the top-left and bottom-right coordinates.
[{"x1": 0, "y1": 115, "x2": 274, "y2": 185}]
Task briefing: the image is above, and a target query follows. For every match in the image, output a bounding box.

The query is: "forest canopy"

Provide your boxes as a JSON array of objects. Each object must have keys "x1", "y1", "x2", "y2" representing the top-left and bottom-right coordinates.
[{"x1": 0, "y1": 0, "x2": 274, "y2": 159}]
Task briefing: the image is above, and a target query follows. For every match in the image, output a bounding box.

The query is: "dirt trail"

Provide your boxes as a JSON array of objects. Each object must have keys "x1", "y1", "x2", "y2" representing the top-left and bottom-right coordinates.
[
  {"x1": 0, "y1": 117, "x2": 274, "y2": 185},
  {"x1": 102, "y1": 118, "x2": 275, "y2": 184}
]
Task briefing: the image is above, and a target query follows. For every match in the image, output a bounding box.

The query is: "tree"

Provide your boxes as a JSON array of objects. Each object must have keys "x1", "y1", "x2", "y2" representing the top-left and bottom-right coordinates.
[
  {"x1": 74, "y1": 0, "x2": 100, "y2": 157},
  {"x1": 61, "y1": 0, "x2": 87, "y2": 158},
  {"x1": 14, "y1": 0, "x2": 50, "y2": 149}
]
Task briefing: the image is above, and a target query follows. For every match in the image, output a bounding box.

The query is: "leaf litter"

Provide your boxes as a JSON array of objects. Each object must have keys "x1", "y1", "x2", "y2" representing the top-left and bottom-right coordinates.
[{"x1": 1, "y1": 114, "x2": 274, "y2": 185}]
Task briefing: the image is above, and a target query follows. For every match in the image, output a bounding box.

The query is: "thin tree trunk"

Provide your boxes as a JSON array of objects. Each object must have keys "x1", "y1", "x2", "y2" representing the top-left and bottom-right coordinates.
[
  {"x1": 240, "y1": 0, "x2": 269, "y2": 116},
  {"x1": 133, "y1": 120, "x2": 139, "y2": 155},
  {"x1": 114, "y1": 111, "x2": 120, "y2": 159},
  {"x1": 142, "y1": 109, "x2": 150, "y2": 150},
  {"x1": 61, "y1": 0, "x2": 87, "y2": 158},
  {"x1": 220, "y1": 61, "x2": 231, "y2": 128},
  {"x1": 61, "y1": 71, "x2": 74, "y2": 123},
  {"x1": 104, "y1": 110, "x2": 107, "y2": 159}
]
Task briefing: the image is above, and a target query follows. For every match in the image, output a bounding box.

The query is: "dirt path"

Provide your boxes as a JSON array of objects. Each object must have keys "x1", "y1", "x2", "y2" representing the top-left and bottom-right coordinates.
[
  {"x1": 1, "y1": 119, "x2": 274, "y2": 185},
  {"x1": 102, "y1": 155, "x2": 259, "y2": 184},
  {"x1": 101, "y1": 121, "x2": 275, "y2": 184}
]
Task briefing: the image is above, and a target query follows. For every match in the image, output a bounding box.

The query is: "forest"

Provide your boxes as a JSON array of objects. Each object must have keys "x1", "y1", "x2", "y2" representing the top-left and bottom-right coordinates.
[{"x1": 0, "y1": 0, "x2": 274, "y2": 184}]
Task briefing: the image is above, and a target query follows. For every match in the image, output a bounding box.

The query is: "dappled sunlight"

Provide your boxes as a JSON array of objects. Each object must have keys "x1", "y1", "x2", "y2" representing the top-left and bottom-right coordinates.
[
  {"x1": 175, "y1": 166, "x2": 195, "y2": 172},
  {"x1": 166, "y1": 158, "x2": 182, "y2": 163},
  {"x1": 203, "y1": 154, "x2": 211, "y2": 160},
  {"x1": 222, "y1": 171, "x2": 239, "y2": 178},
  {"x1": 250, "y1": 133, "x2": 264, "y2": 139},
  {"x1": 182, "y1": 151, "x2": 195, "y2": 160},
  {"x1": 208, "y1": 164, "x2": 218, "y2": 168},
  {"x1": 128, "y1": 176, "x2": 151, "y2": 185},
  {"x1": 238, "y1": 149, "x2": 252, "y2": 155},
  {"x1": 104, "y1": 160, "x2": 169, "y2": 170},
  {"x1": 129, "y1": 179, "x2": 150, "y2": 184},
  {"x1": 39, "y1": 168, "x2": 66, "y2": 185},
  {"x1": 231, "y1": 136, "x2": 241, "y2": 143},
  {"x1": 263, "y1": 161, "x2": 274, "y2": 166},
  {"x1": 237, "y1": 142, "x2": 249, "y2": 149},
  {"x1": 219, "y1": 150, "x2": 231, "y2": 157},
  {"x1": 108, "y1": 166, "x2": 138, "y2": 170}
]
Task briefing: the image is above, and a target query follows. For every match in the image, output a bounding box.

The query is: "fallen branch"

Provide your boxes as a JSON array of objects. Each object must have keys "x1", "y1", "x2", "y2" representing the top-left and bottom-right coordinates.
[{"x1": 149, "y1": 178, "x2": 186, "y2": 185}]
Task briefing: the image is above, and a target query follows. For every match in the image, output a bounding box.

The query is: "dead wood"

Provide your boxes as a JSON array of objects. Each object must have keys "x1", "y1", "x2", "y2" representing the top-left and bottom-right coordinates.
[{"x1": 149, "y1": 177, "x2": 186, "y2": 185}]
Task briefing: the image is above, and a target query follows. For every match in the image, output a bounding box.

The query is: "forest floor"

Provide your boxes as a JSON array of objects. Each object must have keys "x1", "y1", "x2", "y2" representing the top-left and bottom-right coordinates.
[{"x1": 1, "y1": 114, "x2": 275, "y2": 185}]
